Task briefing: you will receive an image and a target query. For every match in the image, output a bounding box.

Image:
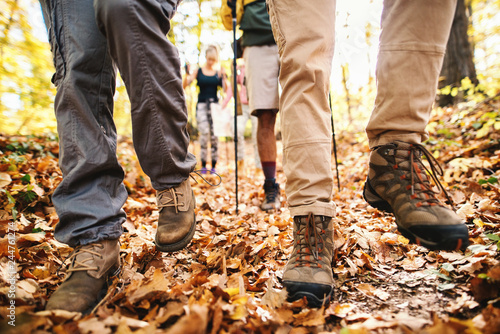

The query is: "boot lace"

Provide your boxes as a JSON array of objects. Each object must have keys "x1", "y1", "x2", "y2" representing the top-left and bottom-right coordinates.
[
  {"x1": 157, "y1": 170, "x2": 222, "y2": 213},
  {"x1": 157, "y1": 187, "x2": 184, "y2": 213},
  {"x1": 399, "y1": 143, "x2": 454, "y2": 209},
  {"x1": 55, "y1": 244, "x2": 104, "y2": 276},
  {"x1": 191, "y1": 169, "x2": 222, "y2": 187},
  {"x1": 68, "y1": 245, "x2": 103, "y2": 272},
  {"x1": 295, "y1": 213, "x2": 326, "y2": 268},
  {"x1": 264, "y1": 183, "x2": 278, "y2": 203}
]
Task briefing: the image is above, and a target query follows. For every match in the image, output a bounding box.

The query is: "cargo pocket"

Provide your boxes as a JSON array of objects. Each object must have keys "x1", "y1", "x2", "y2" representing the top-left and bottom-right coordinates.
[
  {"x1": 46, "y1": 0, "x2": 66, "y2": 87},
  {"x1": 266, "y1": 0, "x2": 285, "y2": 57}
]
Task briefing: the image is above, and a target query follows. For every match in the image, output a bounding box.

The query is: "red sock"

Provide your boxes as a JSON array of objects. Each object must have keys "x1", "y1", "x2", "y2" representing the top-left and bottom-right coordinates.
[{"x1": 261, "y1": 161, "x2": 276, "y2": 181}]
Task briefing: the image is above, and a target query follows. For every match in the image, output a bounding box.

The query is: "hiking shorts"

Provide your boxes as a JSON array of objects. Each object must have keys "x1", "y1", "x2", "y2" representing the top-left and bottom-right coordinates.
[{"x1": 243, "y1": 44, "x2": 280, "y2": 115}]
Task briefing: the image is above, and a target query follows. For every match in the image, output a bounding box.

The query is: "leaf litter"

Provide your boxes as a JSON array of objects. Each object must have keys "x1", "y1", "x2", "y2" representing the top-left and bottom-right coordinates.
[{"x1": 0, "y1": 100, "x2": 499, "y2": 333}]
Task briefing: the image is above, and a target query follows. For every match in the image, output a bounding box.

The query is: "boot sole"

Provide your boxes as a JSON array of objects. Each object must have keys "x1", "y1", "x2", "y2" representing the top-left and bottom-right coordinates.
[
  {"x1": 396, "y1": 224, "x2": 469, "y2": 251},
  {"x1": 155, "y1": 191, "x2": 196, "y2": 253},
  {"x1": 363, "y1": 179, "x2": 469, "y2": 251},
  {"x1": 260, "y1": 203, "x2": 281, "y2": 212},
  {"x1": 284, "y1": 282, "x2": 333, "y2": 308}
]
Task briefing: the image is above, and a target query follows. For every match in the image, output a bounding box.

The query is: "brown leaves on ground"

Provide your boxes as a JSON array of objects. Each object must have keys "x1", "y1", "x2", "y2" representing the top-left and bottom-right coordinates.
[{"x1": 0, "y1": 99, "x2": 499, "y2": 333}]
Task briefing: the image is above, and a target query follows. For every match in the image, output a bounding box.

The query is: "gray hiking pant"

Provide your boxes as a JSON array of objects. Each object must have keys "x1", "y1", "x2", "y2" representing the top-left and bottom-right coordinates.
[{"x1": 39, "y1": 0, "x2": 196, "y2": 247}]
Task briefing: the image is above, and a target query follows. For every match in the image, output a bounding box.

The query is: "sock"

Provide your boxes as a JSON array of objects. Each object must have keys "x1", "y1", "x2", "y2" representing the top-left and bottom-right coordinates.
[
  {"x1": 212, "y1": 160, "x2": 217, "y2": 168},
  {"x1": 261, "y1": 161, "x2": 276, "y2": 181},
  {"x1": 202, "y1": 161, "x2": 207, "y2": 168}
]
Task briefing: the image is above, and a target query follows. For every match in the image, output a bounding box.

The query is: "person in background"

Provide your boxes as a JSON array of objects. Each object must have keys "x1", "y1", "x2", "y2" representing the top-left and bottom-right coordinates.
[
  {"x1": 221, "y1": 62, "x2": 261, "y2": 174},
  {"x1": 221, "y1": 0, "x2": 281, "y2": 211},
  {"x1": 183, "y1": 45, "x2": 227, "y2": 174},
  {"x1": 266, "y1": 0, "x2": 470, "y2": 307},
  {"x1": 39, "y1": 0, "x2": 197, "y2": 313}
]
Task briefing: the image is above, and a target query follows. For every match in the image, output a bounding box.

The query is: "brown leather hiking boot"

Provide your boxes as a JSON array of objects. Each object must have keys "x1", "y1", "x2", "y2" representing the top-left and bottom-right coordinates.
[
  {"x1": 261, "y1": 179, "x2": 281, "y2": 211},
  {"x1": 363, "y1": 141, "x2": 469, "y2": 251},
  {"x1": 282, "y1": 213, "x2": 334, "y2": 308},
  {"x1": 46, "y1": 239, "x2": 120, "y2": 313},
  {"x1": 155, "y1": 179, "x2": 196, "y2": 252}
]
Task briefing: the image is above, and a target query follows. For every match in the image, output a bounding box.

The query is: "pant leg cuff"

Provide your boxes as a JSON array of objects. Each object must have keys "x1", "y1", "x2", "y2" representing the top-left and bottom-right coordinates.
[
  {"x1": 369, "y1": 133, "x2": 424, "y2": 149},
  {"x1": 289, "y1": 202, "x2": 336, "y2": 218}
]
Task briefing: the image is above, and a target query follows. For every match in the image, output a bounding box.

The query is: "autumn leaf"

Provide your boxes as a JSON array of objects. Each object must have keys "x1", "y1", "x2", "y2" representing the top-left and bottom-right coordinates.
[{"x1": 1, "y1": 96, "x2": 499, "y2": 333}]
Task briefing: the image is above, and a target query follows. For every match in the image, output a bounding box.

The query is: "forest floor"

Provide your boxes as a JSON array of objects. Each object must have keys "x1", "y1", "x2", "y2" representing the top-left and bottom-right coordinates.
[{"x1": 1, "y1": 98, "x2": 500, "y2": 333}]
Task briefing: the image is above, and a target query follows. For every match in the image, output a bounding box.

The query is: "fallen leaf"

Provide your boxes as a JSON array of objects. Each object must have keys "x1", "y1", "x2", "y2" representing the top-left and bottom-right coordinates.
[{"x1": 0, "y1": 172, "x2": 12, "y2": 188}]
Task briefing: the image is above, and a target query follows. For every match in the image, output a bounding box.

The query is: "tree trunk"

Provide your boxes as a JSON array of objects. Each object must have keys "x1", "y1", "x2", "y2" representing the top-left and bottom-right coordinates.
[{"x1": 438, "y1": 0, "x2": 478, "y2": 107}]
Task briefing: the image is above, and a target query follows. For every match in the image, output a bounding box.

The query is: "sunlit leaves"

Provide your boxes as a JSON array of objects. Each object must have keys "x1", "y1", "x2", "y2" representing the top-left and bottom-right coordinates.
[
  {"x1": 0, "y1": 0, "x2": 57, "y2": 134},
  {"x1": 1, "y1": 98, "x2": 499, "y2": 332}
]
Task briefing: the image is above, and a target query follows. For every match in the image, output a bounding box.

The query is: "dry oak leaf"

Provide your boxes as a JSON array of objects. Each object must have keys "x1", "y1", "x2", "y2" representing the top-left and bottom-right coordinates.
[
  {"x1": 325, "y1": 302, "x2": 356, "y2": 318},
  {"x1": 0, "y1": 172, "x2": 11, "y2": 188},
  {"x1": 425, "y1": 314, "x2": 482, "y2": 334},
  {"x1": 292, "y1": 307, "x2": 326, "y2": 327},
  {"x1": 127, "y1": 268, "x2": 169, "y2": 303},
  {"x1": 481, "y1": 304, "x2": 500, "y2": 334},
  {"x1": 160, "y1": 304, "x2": 209, "y2": 334},
  {"x1": 348, "y1": 316, "x2": 397, "y2": 331}
]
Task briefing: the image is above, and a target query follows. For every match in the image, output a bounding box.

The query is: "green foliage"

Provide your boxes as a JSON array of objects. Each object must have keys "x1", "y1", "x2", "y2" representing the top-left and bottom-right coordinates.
[
  {"x1": 436, "y1": 127, "x2": 455, "y2": 139},
  {"x1": 478, "y1": 176, "x2": 499, "y2": 185},
  {"x1": 475, "y1": 110, "x2": 500, "y2": 138},
  {"x1": 20, "y1": 174, "x2": 31, "y2": 184},
  {"x1": 20, "y1": 185, "x2": 37, "y2": 203},
  {"x1": 485, "y1": 233, "x2": 500, "y2": 251},
  {"x1": 439, "y1": 77, "x2": 480, "y2": 100},
  {"x1": 2, "y1": 189, "x2": 18, "y2": 220},
  {"x1": 2, "y1": 135, "x2": 51, "y2": 159},
  {"x1": 1, "y1": 0, "x2": 57, "y2": 134},
  {"x1": 5, "y1": 140, "x2": 30, "y2": 155},
  {"x1": 1, "y1": 152, "x2": 26, "y2": 168}
]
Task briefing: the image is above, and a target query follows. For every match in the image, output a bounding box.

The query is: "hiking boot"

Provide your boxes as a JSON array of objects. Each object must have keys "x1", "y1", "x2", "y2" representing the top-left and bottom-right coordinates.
[
  {"x1": 282, "y1": 214, "x2": 334, "y2": 308},
  {"x1": 261, "y1": 179, "x2": 281, "y2": 211},
  {"x1": 363, "y1": 141, "x2": 469, "y2": 250},
  {"x1": 46, "y1": 239, "x2": 120, "y2": 313},
  {"x1": 155, "y1": 179, "x2": 196, "y2": 252}
]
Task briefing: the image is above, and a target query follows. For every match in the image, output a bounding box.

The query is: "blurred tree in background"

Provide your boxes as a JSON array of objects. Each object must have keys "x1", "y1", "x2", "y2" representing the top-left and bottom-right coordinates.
[
  {"x1": 439, "y1": 0, "x2": 500, "y2": 106},
  {"x1": 438, "y1": 0, "x2": 478, "y2": 106},
  {"x1": 1, "y1": 0, "x2": 499, "y2": 136},
  {"x1": 1, "y1": 0, "x2": 56, "y2": 134}
]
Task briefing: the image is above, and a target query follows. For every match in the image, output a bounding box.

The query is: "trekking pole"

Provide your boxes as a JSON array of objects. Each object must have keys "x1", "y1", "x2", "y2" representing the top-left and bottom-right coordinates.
[
  {"x1": 329, "y1": 93, "x2": 341, "y2": 192},
  {"x1": 232, "y1": 2, "x2": 239, "y2": 214}
]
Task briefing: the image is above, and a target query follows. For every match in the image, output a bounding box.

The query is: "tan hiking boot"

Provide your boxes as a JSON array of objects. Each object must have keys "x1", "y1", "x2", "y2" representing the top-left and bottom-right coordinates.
[
  {"x1": 261, "y1": 179, "x2": 281, "y2": 211},
  {"x1": 46, "y1": 239, "x2": 120, "y2": 313},
  {"x1": 282, "y1": 213, "x2": 334, "y2": 307},
  {"x1": 155, "y1": 179, "x2": 196, "y2": 252},
  {"x1": 363, "y1": 141, "x2": 469, "y2": 250}
]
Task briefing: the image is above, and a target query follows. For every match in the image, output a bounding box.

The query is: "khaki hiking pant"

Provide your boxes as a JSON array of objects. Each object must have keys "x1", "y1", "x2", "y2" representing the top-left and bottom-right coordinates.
[{"x1": 267, "y1": 0, "x2": 456, "y2": 217}]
